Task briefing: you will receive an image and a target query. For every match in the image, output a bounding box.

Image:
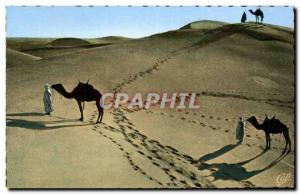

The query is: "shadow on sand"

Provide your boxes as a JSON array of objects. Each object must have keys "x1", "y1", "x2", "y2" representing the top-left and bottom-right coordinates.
[
  {"x1": 6, "y1": 118, "x2": 91, "y2": 130},
  {"x1": 197, "y1": 144, "x2": 288, "y2": 181},
  {"x1": 198, "y1": 144, "x2": 239, "y2": 163},
  {"x1": 7, "y1": 112, "x2": 46, "y2": 117}
]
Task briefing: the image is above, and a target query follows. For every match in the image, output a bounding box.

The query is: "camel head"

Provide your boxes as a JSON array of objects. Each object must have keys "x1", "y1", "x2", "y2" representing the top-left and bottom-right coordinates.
[
  {"x1": 51, "y1": 83, "x2": 65, "y2": 93},
  {"x1": 51, "y1": 83, "x2": 62, "y2": 89},
  {"x1": 246, "y1": 116, "x2": 256, "y2": 123},
  {"x1": 247, "y1": 115, "x2": 269, "y2": 124},
  {"x1": 247, "y1": 116, "x2": 265, "y2": 130},
  {"x1": 248, "y1": 9, "x2": 255, "y2": 15},
  {"x1": 51, "y1": 83, "x2": 74, "y2": 99}
]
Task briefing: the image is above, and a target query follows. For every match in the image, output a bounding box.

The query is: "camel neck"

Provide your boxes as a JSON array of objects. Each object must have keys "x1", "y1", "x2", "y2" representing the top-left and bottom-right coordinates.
[
  {"x1": 55, "y1": 86, "x2": 74, "y2": 99},
  {"x1": 249, "y1": 10, "x2": 255, "y2": 15},
  {"x1": 251, "y1": 118, "x2": 263, "y2": 129}
]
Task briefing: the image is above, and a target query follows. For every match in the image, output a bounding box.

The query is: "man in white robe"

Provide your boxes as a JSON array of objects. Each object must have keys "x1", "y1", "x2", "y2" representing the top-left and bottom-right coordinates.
[
  {"x1": 43, "y1": 83, "x2": 53, "y2": 115},
  {"x1": 236, "y1": 117, "x2": 245, "y2": 144}
]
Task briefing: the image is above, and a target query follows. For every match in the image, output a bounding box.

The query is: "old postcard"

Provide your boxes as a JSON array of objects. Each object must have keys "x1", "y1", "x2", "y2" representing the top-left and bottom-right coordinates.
[{"x1": 6, "y1": 6, "x2": 295, "y2": 189}]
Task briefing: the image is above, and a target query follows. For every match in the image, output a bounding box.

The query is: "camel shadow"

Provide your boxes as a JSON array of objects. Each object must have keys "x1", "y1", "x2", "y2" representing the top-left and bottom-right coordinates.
[
  {"x1": 198, "y1": 150, "x2": 288, "y2": 182},
  {"x1": 6, "y1": 118, "x2": 91, "y2": 130}
]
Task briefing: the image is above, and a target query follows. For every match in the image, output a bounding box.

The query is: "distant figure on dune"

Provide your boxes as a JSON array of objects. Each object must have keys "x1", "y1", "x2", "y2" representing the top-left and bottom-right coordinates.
[
  {"x1": 241, "y1": 12, "x2": 247, "y2": 23},
  {"x1": 43, "y1": 83, "x2": 54, "y2": 115},
  {"x1": 249, "y1": 8, "x2": 264, "y2": 24},
  {"x1": 236, "y1": 117, "x2": 245, "y2": 144}
]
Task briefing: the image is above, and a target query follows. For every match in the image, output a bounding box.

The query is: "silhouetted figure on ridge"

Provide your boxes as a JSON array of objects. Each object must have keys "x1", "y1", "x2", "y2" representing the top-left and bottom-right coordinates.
[{"x1": 241, "y1": 12, "x2": 247, "y2": 23}]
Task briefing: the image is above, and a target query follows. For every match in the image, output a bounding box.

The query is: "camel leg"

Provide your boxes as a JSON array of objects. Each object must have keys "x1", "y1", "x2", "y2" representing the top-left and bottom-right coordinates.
[
  {"x1": 264, "y1": 132, "x2": 270, "y2": 150},
  {"x1": 96, "y1": 100, "x2": 103, "y2": 123},
  {"x1": 268, "y1": 134, "x2": 271, "y2": 148},
  {"x1": 100, "y1": 109, "x2": 104, "y2": 123},
  {"x1": 283, "y1": 130, "x2": 291, "y2": 153},
  {"x1": 267, "y1": 134, "x2": 270, "y2": 149},
  {"x1": 283, "y1": 140, "x2": 287, "y2": 153},
  {"x1": 77, "y1": 100, "x2": 84, "y2": 121},
  {"x1": 264, "y1": 132, "x2": 267, "y2": 149}
]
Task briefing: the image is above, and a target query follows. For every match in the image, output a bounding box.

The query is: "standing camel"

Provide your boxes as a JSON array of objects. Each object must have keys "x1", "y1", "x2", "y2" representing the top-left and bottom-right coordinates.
[
  {"x1": 247, "y1": 115, "x2": 291, "y2": 153},
  {"x1": 51, "y1": 81, "x2": 104, "y2": 123},
  {"x1": 249, "y1": 8, "x2": 264, "y2": 24}
]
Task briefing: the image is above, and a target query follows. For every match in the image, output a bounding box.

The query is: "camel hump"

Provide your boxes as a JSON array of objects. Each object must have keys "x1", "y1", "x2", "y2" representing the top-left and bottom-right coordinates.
[
  {"x1": 268, "y1": 118, "x2": 288, "y2": 133},
  {"x1": 78, "y1": 82, "x2": 94, "y2": 90},
  {"x1": 73, "y1": 82, "x2": 97, "y2": 97},
  {"x1": 85, "y1": 83, "x2": 94, "y2": 90}
]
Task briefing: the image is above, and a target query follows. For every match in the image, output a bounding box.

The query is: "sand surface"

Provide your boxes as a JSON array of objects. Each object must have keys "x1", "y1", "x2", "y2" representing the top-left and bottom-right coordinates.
[{"x1": 6, "y1": 21, "x2": 294, "y2": 188}]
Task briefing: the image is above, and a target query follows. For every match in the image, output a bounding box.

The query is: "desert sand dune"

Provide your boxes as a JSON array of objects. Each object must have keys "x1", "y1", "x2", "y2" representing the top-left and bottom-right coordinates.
[
  {"x1": 88, "y1": 36, "x2": 132, "y2": 44},
  {"x1": 180, "y1": 20, "x2": 227, "y2": 30},
  {"x1": 7, "y1": 36, "x2": 130, "y2": 59},
  {"x1": 6, "y1": 48, "x2": 41, "y2": 67},
  {"x1": 50, "y1": 38, "x2": 91, "y2": 47},
  {"x1": 6, "y1": 21, "x2": 294, "y2": 188}
]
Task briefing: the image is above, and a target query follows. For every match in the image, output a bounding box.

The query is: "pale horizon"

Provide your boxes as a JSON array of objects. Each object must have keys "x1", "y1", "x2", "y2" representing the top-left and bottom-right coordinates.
[{"x1": 6, "y1": 6, "x2": 294, "y2": 38}]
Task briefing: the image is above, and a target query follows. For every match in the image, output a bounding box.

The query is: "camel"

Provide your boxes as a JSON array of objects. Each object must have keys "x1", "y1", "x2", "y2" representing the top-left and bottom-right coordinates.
[
  {"x1": 51, "y1": 81, "x2": 104, "y2": 123},
  {"x1": 249, "y1": 8, "x2": 264, "y2": 24},
  {"x1": 247, "y1": 115, "x2": 291, "y2": 153}
]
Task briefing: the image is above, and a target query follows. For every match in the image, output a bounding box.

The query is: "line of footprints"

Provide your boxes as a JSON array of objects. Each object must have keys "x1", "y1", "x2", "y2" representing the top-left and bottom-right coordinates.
[
  {"x1": 121, "y1": 108, "x2": 285, "y2": 152},
  {"x1": 112, "y1": 45, "x2": 189, "y2": 94},
  {"x1": 89, "y1": 109, "x2": 215, "y2": 188}
]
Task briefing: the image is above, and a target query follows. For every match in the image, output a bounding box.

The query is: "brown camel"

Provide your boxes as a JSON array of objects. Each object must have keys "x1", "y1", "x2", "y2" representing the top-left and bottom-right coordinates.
[
  {"x1": 51, "y1": 81, "x2": 103, "y2": 123},
  {"x1": 249, "y1": 8, "x2": 264, "y2": 24},
  {"x1": 247, "y1": 115, "x2": 291, "y2": 153}
]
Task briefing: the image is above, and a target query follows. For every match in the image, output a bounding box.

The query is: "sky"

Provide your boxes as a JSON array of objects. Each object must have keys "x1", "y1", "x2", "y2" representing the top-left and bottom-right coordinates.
[{"x1": 6, "y1": 6, "x2": 294, "y2": 38}]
